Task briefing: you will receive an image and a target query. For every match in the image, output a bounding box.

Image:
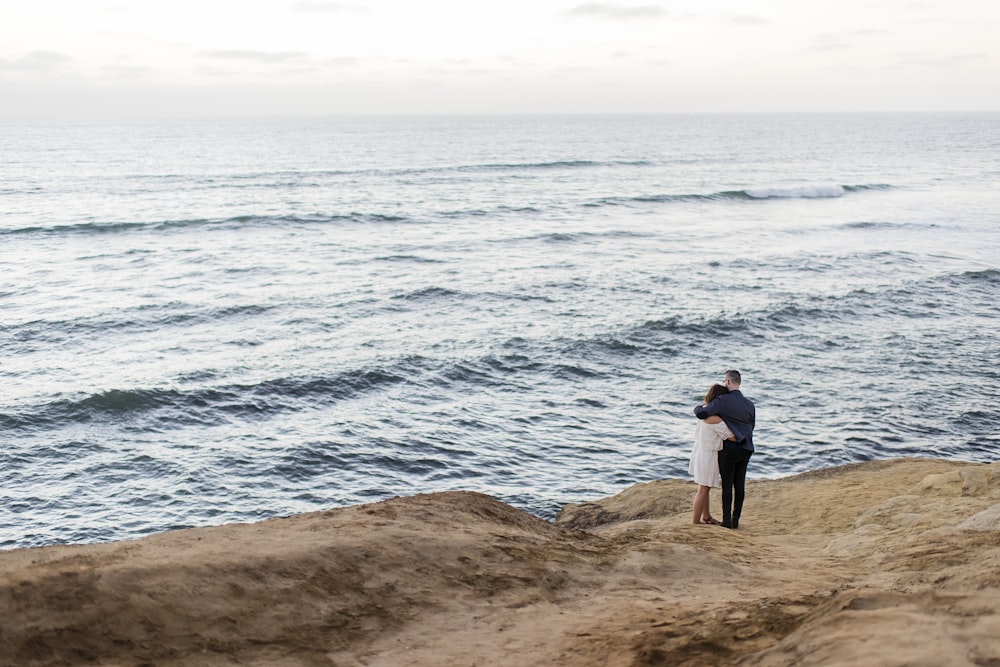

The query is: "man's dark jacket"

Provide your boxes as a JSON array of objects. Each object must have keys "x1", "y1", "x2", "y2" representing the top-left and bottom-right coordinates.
[{"x1": 694, "y1": 390, "x2": 755, "y2": 453}]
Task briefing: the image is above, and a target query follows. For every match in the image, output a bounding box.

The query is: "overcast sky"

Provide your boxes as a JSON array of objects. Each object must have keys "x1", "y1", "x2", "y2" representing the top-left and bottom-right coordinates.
[{"x1": 1, "y1": 0, "x2": 997, "y2": 119}]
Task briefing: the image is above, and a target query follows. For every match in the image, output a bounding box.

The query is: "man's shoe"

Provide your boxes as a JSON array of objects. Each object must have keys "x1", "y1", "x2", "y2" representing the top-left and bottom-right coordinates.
[{"x1": 721, "y1": 521, "x2": 733, "y2": 529}]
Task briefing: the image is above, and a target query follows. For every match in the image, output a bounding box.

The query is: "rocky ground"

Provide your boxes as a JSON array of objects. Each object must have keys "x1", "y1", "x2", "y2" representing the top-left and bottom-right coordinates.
[{"x1": 2, "y1": 457, "x2": 999, "y2": 666}]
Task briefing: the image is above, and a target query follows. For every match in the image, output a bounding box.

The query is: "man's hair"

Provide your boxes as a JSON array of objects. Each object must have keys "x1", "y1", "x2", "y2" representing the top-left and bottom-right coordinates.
[{"x1": 725, "y1": 369, "x2": 742, "y2": 386}]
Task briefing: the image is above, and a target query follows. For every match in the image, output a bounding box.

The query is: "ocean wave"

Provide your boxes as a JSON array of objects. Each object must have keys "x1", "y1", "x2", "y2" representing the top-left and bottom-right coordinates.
[
  {"x1": 375, "y1": 254, "x2": 447, "y2": 264},
  {"x1": 744, "y1": 184, "x2": 846, "y2": 199},
  {"x1": 946, "y1": 267, "x2": 1000, "y2": 285},
  {"x1": 0, "y1": 303, "x2": 276, "y2": 344},
  {"x1": 589, "y1": 183, "x2": 892, "y2": 207},
  {"x1": 538, "y1": 230, "x2": 649, "y2": 243},
  {"x1": 450, "y1": 159, "x2": 652, "y2": 173},
  {"x1": 597, "y1": 266, "x2": 999, "y2": 354},
  {"x1": 0, "y1": 363, "x2": 420, "y2": 432},
  {"x1": 840, "y1": 221, "x2": 925, "y2": 230},
  {"x1": 0, "y1": 212, "x2": 415, "y2": 237},
  {"x1": 630, "y1": 314, "x2": 743, "y2": 339},
  {"x1": 2, "y1": 262, "x2": 990, "y2": 455},
  {"x1": 1, "y1": 179, "x2": 896, "y2": 237},
  {"x1": 130, "y1": 159, "x2": 652, "y2": 188},
  {"x1": 388, "y1": 285, "x2": 560, "y2": 305},
  {"x1": 392, "y1": 286, "x2": 467, "y2": 301},
  {"x1": 436, "y1": 352, "x2": 609, "y2": 388},
  {"x1": 843, "y1": 184, "x2": 894, "y2": 192}
]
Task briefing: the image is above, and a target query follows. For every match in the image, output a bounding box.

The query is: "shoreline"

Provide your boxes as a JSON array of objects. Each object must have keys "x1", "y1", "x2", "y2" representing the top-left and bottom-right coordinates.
[{"x1": 2, "y1": 457, "x2": 999, "y2": 666}]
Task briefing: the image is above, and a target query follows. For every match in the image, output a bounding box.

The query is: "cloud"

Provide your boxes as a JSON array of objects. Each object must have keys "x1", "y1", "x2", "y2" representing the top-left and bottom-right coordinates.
[
  {"x1": 563, "y1": 3, "x2": 665, "y2": 20},
  {"x1": 726, "y1": 14, "x2": 768, "y2": 26},
  {"x1": 200, "y1": 50, "x2": 310, "y2": 64},
  {"x1": 0, "y1": 51, "x2": 72, "y2": 71},
  {"x1": 423, "y1": 66, "x2": 500, "y2": 77},
  {"x1": 100, "y1": 64, "x2": 155, "y2": 79},
  {"x1": 98, "y1": 4, "x2": 131, "y2": 13},
  {"x1": 807, "y1": 29, "x2": 887, "y2": 52},
  {"x1": 290, "y1": 2, "x2": 364, "y2": 12},
  {"x1": 898, "y1": 52, "x2": 988, "y2": 67},
  {"x1": 808, "y1": 34, "x2": 851, "y2": 52},
  {"x1": 852, "y1": 29, "x2": 888, "y2": 37},
  {"x1": 326, "y1": 56, "x2": 360, "y2": 66}
]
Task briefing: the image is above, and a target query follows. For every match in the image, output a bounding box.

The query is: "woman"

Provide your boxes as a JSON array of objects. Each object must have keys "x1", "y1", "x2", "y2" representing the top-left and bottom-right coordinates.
[{"x1": 690, "y1": 383, "x2": 734, "y2": 525}]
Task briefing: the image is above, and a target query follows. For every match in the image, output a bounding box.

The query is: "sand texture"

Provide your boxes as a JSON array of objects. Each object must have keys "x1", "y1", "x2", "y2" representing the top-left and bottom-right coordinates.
[{"x1": 2, "y1": 457, "x2": 1000, "y2": 666}]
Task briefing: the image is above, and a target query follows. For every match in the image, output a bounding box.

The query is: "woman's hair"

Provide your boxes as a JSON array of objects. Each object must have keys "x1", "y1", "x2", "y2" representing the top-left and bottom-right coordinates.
[{"x1": 704, "y1": 383, "x2": 730, "y2": 404}]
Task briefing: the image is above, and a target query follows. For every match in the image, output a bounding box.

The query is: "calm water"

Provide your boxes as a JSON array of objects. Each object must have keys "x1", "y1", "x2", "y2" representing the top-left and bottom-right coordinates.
[{"x1": 1, "y1": 113, "x2": 998, "y2": 549}]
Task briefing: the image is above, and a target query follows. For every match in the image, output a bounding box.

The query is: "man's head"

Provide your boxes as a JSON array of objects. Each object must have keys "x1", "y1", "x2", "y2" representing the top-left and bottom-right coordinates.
[{"x1": 723, "y1": 369, "x2": 742, "y2": 389}]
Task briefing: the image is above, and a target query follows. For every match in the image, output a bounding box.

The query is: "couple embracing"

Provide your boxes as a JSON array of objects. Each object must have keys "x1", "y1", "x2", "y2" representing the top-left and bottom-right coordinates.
[{"x1": 689, "y1": 370, "x2": 756, "y2": 529}]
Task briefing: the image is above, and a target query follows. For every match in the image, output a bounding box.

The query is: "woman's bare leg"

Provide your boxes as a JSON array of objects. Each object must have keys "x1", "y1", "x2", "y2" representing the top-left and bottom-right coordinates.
[
  {"x1": 701, "y1": 487, "x2": 717, "y2": 524},
  {"x1": 692, "y1": 485, "x2": 711, "y2": 524}
]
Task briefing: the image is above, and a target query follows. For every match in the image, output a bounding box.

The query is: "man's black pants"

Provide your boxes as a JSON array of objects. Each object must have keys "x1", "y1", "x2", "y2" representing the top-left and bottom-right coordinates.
[{"x1": 718, "y1": 447, "x2": 753, "y2": 528}]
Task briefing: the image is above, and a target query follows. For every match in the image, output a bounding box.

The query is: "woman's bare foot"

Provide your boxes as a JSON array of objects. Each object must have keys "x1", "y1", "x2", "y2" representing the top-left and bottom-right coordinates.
[{"x1": 701, "y1": 517, "x2": 721, "y2": 525}]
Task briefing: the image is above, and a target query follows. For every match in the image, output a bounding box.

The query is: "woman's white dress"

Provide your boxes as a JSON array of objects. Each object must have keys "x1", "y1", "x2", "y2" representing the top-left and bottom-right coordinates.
[{"x1": 689, "y1": 420, "x2": 734, "y2": 488}]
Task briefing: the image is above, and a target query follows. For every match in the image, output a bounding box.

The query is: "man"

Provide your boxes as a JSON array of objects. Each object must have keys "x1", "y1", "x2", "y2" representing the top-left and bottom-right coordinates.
[{"x1": 694, "y1": 370, "x2": 755, "y2": 529}]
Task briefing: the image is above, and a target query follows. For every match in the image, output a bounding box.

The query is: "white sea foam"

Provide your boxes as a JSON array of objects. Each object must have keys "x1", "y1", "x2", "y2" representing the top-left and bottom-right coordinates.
[{"x1": 745, "y1": 184, "x2": 846, "y2": 199}]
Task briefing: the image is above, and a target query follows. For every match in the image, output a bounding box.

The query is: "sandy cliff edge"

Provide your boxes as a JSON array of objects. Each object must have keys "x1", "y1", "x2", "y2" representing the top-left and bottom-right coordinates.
[{"x1": 1, "y1": 457, "x2": 999, "y2": 666}]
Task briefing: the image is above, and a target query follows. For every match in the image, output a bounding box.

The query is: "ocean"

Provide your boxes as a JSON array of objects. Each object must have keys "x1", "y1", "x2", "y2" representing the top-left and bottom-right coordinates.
[{"x1": 1, "y1": 113, "x2": 998, "y2": 549}]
